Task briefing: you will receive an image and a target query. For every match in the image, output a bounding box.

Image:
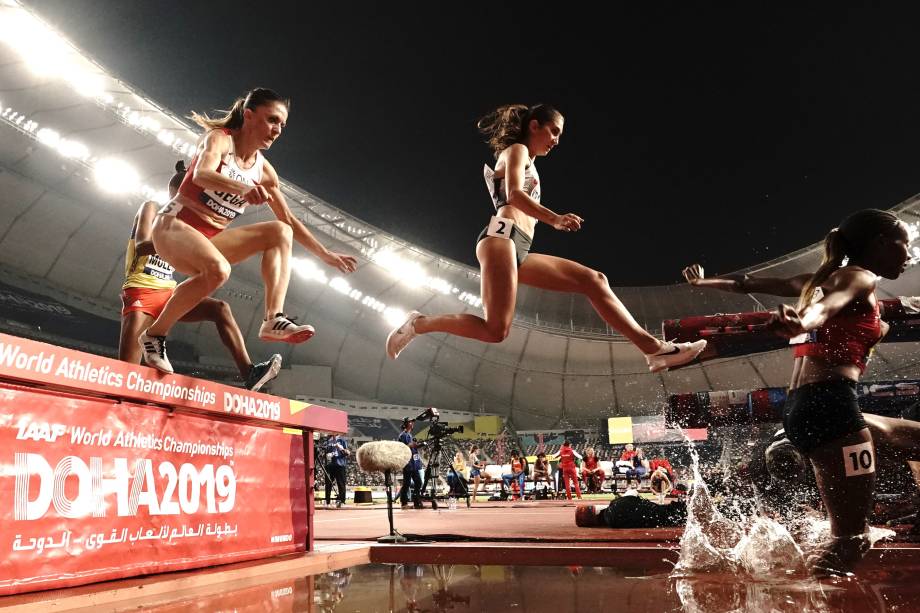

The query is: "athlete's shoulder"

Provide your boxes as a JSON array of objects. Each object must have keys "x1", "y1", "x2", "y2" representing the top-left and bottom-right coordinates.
[{"x1": 828, "y1": 265, "x2": 878, "y2": 293}]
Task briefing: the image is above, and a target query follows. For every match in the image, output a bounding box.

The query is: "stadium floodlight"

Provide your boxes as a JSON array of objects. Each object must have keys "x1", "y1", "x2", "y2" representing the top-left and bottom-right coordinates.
[
  {"x1": 292, "y1": 257, "x2": 329, "y2": 285},
  {"x1": 93, "y1": 157, "x2": 139, "y2": 195},
  {"x1": 57, "y1": 138, "x2": 90, "y2": 161},
  {"x1": 67, "y1": 71, "x2": 105, "y2": 99},
  {"x1": 36, "y1": 127, "x2": 59, "y2": 147},
  {"x1": 157, "y1": 130, "x2": 175, "y2": 146},
  {"x1": 329, "y1": 277, "x2": 353, "y2": 296}
]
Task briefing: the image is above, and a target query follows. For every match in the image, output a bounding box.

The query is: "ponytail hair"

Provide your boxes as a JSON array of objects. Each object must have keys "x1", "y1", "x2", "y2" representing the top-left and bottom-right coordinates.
[
  {"x1": 477, "y1": 103, "x2": 561, "y2": 158},
  {"x1": 189, "y1": 87, "x2": 290, "y2": 131},
  {"x1": 798, "y1": 208, "x2": 901, "y2": 307}
]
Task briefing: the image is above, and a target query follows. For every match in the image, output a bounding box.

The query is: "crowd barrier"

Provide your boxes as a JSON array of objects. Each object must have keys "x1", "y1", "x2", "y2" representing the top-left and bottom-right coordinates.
[{"x1": 0, "y1": 332, "x2": 346, "y2": 596}]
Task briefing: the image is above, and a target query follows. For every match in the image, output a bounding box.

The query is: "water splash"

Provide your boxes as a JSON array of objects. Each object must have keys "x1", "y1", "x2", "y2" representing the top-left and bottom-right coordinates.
[{"x1": 671, "y1": 428, "x2": 894, "y2": 579}]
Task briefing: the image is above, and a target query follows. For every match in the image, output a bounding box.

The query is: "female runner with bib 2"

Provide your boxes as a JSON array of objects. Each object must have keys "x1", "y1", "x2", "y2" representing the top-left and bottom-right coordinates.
[
  {"x1": 386, "y1": 104, "x2": 705, "y2": 372},
  {"x1": 140, "y1": 88, "x2": 356, "y2": 373}
]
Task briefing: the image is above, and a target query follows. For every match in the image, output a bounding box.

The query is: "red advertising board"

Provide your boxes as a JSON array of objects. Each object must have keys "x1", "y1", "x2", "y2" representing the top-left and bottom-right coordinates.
[
  {"x1": 0, "y1": 333, "x2": 346, "y2": 434},
  {"x1": 0, "y1": 383, "x2": 309, "y2": 595}
]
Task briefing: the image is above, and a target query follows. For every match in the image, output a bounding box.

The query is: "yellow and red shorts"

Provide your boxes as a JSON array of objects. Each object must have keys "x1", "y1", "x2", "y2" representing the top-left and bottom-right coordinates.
[{"x1": 121, "y1": 287, "x2": 173, "y2": 319}]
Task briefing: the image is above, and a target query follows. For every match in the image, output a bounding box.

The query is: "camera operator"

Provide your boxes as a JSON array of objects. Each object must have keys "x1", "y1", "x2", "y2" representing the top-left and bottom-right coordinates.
[
  {"x1": 397, "y1": 417, "x2": 424, "y2": 510},
  {"x1": 322, "y1": 433, "x2": 350, "y2": 508}
]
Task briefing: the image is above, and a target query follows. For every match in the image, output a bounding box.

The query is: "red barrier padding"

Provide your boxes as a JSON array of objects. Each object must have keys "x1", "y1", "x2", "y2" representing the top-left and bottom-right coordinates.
[
  {"x1": 0, "y1": 383, "x2": 309, "y2": 595},
  {"x1": 662, "y1": 297, "x2": 920, "y2": 367},
  {"x1": 0, "y1": 333, "x2": 346, "y2": 433}
]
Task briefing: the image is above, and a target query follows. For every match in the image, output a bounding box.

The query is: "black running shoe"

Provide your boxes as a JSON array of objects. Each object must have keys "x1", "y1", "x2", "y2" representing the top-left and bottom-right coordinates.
[{"x1": 245, "y1": 354, "x2": 282, "y2": 392}]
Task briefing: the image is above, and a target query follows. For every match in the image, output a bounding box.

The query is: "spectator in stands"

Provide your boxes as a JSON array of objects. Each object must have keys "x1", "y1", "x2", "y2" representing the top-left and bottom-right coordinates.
[
  {"x1": 533, "y1": 451, "x2": 554, "y2": 495},
  {"x1": 581, "y1": 447, "x2": 605, "y2": 493},
  {"x1": 140, "y1": 88, "x2": 357, "y2": 374},
  {"x1": 447, "y1": 450, "x2": 468, "y2": 496},
  {"x1": 648, "y1": 454, "x2": 675, "y2": 482},
  {"x1": 397, "y1": 418, "x2": 424, "y2": 510},
  {"x1": 119, "y1": 162, "x2": 281, "y2": 391},
  {"x1": 322, "y1": 433, "x2": 349, "y2": 508},
  {"x1": 501, "y1": 450, "x2": 527, "y2": 500},
  {"x1": 468, "y1": 445, "x2": 490, "y2": 505},
  {"x1": 558, "y1": 440, "x2": 582, "y2": 500},
  {"x1": 623, "y1": 446, "x2": 650, "y2": 488}
]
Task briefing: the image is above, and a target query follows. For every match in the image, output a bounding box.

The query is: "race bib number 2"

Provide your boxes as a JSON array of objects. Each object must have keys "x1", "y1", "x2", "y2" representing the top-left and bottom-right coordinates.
[{"x1": 486, "y1": 216, "x2": 514, "y2": 239}]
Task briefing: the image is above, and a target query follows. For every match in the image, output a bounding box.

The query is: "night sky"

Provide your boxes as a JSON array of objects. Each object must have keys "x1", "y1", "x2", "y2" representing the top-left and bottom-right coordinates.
[{"x1": 26, "y1": 1, "x2": 920, "y2": 285}]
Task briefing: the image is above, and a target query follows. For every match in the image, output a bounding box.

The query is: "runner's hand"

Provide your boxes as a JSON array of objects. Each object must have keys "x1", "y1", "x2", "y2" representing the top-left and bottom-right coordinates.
[
  {"x1": 322, "y1": 251, "x2": 358, "y2": 273},
  {"x1": 552, "y1": 213, "x2": 583, "y2": 232},
  {"x1": 769, "y1": 304, "x2": 805, "y2": 338},
  {"x1": 683, "y1": 264, "x2": 705, "y2": 284},
  {"x1": 243, "y1": 184, "x2": 272, "y2": 205}
]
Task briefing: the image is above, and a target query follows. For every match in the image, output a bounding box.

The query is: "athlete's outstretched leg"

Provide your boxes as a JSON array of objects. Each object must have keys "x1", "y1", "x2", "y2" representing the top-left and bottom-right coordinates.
[
  {"x1": 517, "y1": 253, "x2": 706, "y2": 371},
  {"x1": 386, "y1": 237, "x2": 518, "y2": 358}
]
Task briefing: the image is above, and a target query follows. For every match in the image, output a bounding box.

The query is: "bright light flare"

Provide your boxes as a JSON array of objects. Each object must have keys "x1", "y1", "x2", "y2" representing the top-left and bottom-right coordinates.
[{"x1": 93, "y1": 157, "x2": 139, "y2": 194}]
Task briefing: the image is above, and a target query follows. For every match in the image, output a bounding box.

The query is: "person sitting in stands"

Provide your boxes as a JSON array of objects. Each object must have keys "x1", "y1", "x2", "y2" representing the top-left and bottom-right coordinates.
[
  {"x1": 614, "y1": 443, "x2": 637, "y2": 489},
  {"x1": 581, "y1": 447, "x2": 606, "y2": 493},
  {"x1": 626, "y1": 446, "x2": 650, "y2": 488},
  {"x1": 648, "y1": 453, "x2": 675, "y2": 482},
  {"x1": 447, "y1": 450, "x2": 468, "y2": 496},
  {"x1": 502, "y1": 450, "x2": 527, "y2": 500},
  {"x1": 533, "y1": 451, "x2": 555, "y2": 495}
]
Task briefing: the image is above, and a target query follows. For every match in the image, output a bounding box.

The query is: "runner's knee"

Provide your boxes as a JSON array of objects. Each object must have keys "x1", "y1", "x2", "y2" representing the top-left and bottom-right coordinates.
[
  {"x1": 270, "y1": 220, "x2": 293, "y2": 245},
  {"x1": 213, "y1": 299, "x2": 233, "y2": 323},
  {"x1": 582, "y1": 269, "x2": 610, "y2": 296},
  {"x1": 201, "y1": 258, "x2": 231, "y2": 289},
  {"x1": 484, "y1": 321, "x2": 512, "y2": 343}
]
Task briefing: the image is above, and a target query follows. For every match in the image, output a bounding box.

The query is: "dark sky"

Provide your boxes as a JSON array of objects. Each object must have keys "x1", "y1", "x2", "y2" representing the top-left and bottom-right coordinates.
[{"x1": 26, "y1": 1, "x2": 920, "y2": 285}]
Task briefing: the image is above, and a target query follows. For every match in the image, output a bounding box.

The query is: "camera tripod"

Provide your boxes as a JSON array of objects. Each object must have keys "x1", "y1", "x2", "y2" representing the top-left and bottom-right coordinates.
[
  {"x1": 418, "y1": 435, "x2": 470, "y2": 510},
  {"x1": 314, "y1": 442, "x2": 340, "y2": 501}
]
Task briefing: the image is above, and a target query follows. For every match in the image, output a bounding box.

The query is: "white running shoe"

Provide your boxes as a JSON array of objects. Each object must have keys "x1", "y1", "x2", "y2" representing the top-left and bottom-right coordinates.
[
  {"x1": 385, "y1": 310, "x2": 422, "y2": 359},
  {"x1": 646, "y1": 339, "x2": 707, "y2": 373},
  {"x1": 259, "y1": 313, "x2": 315, "y2": 344},
  {"x1": 139, "y1": 330, "x2": 174, "y2": 374}
]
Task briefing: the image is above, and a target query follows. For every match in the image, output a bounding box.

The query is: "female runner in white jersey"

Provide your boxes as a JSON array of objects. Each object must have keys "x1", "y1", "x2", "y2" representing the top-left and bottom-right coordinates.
[
  {"x1": 140, "y1": 88, "x2": 357, "y2": 373},
  {"x1": 386, "y1": 104, "x2": 705, "y2": 372}
]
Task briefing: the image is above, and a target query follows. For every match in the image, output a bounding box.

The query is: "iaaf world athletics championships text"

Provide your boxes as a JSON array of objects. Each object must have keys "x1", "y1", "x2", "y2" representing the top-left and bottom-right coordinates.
[
  {"x1": 17, "y1": 421, "x2": 235, "y2": 460},
  {"x1": 0, "y1": 343, "x2": 218, "y2": 406}
]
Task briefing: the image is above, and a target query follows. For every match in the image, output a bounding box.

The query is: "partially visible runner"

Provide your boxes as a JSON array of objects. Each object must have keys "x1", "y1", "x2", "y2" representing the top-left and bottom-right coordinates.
[
  {"x1": 119, "y1": 161, "x2": 280, "y2": 391},
  {"x1": 769, "y1": 209, "x2": 920, "y2": 576},
  {"x1": 386, "y1": 104, "x2": 705, "y2": 373},
  {"x1": 141, "y1": 88, "x2": 357, "y2": 373}
]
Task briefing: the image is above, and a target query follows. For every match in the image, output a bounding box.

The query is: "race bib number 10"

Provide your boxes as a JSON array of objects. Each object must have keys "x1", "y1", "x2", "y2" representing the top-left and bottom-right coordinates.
[{"x1": 486, "y1": 216, "x2": 514, "y2": 239}]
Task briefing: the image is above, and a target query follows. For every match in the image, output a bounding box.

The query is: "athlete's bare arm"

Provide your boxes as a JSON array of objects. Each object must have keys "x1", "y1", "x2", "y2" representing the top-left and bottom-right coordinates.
[
  {"x1": 192, "y1": 130, "x2": 271, "y2": 204},
  {"x1": 261, "y1": 160, "x2": 357, "y2": 274},
  {"x1": 682, "y1": 263, "x2": 811, "y2": 297},
  {"x1": 133, "y1": 201, "x2": 160, "y2": 257},
  {"x1": 773, "y1": 267, "x2": 877, "y2": 337},
  {"x1": 504, "y1": 144, "x2": 582, "y2": 232}
]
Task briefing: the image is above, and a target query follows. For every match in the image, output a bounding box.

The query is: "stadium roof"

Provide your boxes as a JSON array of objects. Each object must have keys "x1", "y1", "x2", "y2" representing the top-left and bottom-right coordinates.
[{"x1": 3, "y1": 0, "x2": 920, "y2": 429}]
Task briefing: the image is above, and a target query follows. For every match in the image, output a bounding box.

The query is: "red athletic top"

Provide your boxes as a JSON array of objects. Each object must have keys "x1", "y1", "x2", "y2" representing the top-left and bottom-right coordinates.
[
  {"x1": 649, "y1": 458, "x2": 673, "y2": 475},
  {"x1": 172, "y1": 128, "x2": 265, "y2": 236},
  {"x1": 583, "y1": 456, "x2": 599, "y2": 470},
  {"x1": 558, "y1": 446, "x2": 577, "y2": 470},
  {"x1": 619, "y1": 450, "x2": 637, "y2": 462},
  {"x1": 793, "y1": 296, "x2": 882, "y2": 373}
]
